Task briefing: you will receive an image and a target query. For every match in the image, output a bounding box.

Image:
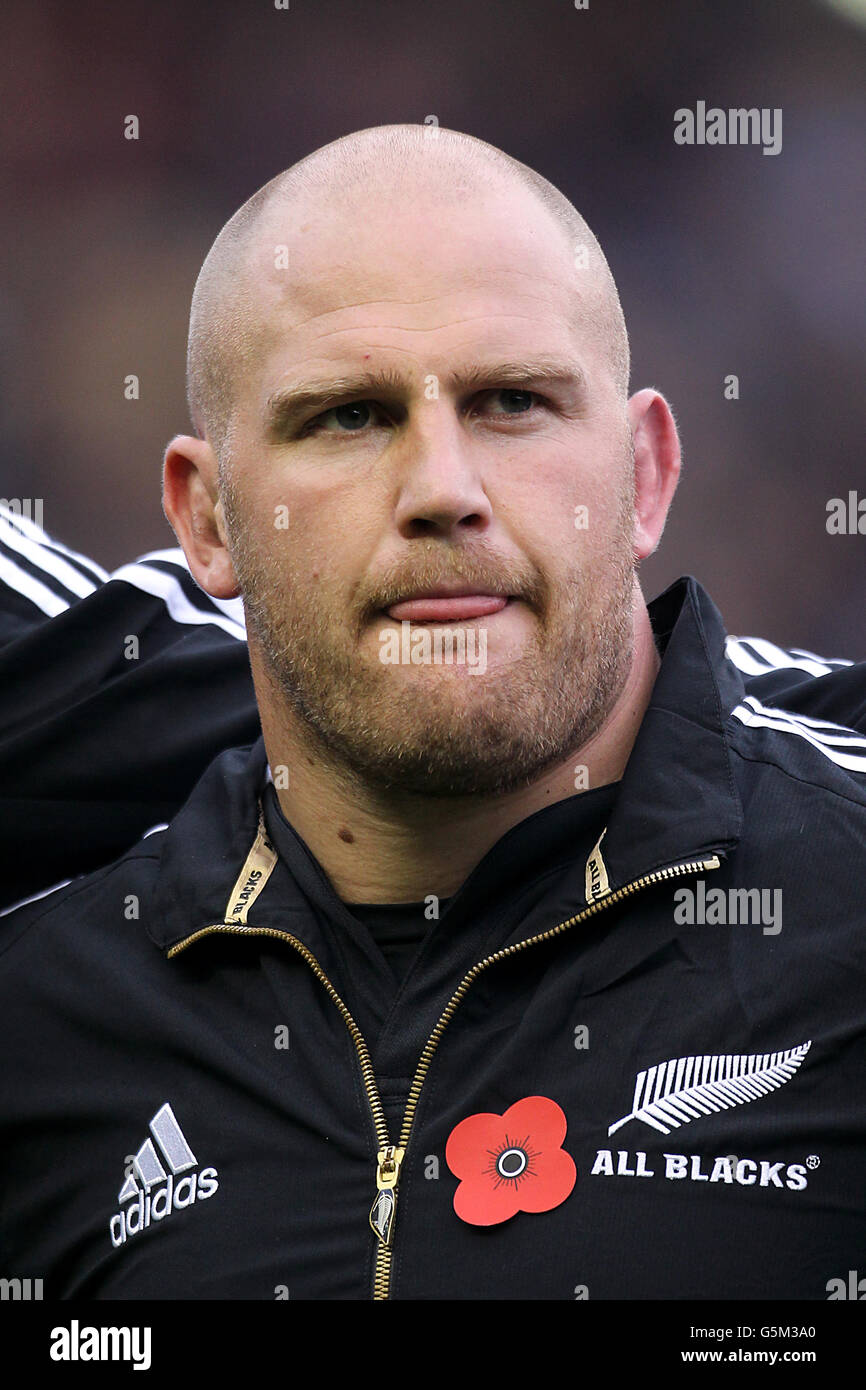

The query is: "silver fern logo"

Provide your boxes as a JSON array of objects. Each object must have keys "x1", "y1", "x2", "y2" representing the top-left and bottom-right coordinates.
[{"x1": 608, "y1": 1042, "x2": 812, "y2": 1137}]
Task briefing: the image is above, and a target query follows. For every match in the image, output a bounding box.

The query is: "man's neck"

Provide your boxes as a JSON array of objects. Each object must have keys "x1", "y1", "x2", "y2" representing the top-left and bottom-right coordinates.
[{"x1": 258, "y1": 604, "x2": 660, "y2": 905}]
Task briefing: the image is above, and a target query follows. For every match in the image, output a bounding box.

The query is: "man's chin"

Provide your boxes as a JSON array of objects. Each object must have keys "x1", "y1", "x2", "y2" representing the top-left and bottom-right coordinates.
[
  {"x1": 330, "y1": 740, "x2": 560, "y2": 799},
  {"x1": 308, "y1": 688, "x2": 587, "y2": 798}
]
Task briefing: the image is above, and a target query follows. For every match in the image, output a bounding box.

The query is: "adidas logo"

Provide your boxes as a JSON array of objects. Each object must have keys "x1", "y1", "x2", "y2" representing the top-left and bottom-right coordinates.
[{"x1": 109, "y1": 1103, "x2": 219, "y2": 1248}]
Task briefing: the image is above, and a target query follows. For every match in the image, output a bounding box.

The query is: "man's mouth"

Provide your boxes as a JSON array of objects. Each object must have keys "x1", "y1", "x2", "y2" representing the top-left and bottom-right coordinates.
[{"x1": 384, "y1": 591, "x2": 511, "y2": 622}]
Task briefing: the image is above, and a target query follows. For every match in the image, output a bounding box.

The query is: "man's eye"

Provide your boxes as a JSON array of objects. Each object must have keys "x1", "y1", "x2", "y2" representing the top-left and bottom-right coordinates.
[
  {"x1": 481, "y1": 389, "x2": 541, "y2": 416},
  {"x1": 309, "y1": 401, "x2": 382, "y2": 434}
]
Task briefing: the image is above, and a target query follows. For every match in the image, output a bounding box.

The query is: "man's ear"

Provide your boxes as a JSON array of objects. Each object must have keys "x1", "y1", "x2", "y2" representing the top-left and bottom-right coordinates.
[
  {"x1": 627, "y1": 389, "x2": 682, "y2": 561},
  {"x1": 162, "y1": 434, "x2": 241, "y2": 599}
]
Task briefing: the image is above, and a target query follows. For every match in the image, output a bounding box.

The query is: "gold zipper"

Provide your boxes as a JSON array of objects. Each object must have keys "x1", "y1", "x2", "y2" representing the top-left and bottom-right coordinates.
[{"x1": 168, "y1": 852, "x2": 721, "y2": 1299}]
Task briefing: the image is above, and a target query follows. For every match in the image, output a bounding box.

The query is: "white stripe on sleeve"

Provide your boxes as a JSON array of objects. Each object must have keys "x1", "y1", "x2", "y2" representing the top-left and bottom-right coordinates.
[
  {"x1": 0, "y1": 552, "x2": 70, "y2": 617},
  {"x1": 0, "y1": 502, "x2": 109, "y2": 586},
  {"x1": 0, "y1": 512, "x2": 100, "y2": 600},
  {"x1": 732, "y1": 695, "x2": 866, "y2": 772},
  {"x1": 725, "y1": 636, "x2": 840, "y2": 678},
  {"x1": 109, "y1": 560, "x2": 246, "y2": 640}
]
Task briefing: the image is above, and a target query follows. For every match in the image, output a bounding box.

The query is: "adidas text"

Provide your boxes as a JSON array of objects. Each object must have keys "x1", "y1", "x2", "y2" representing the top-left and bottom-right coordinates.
[{"x1": 110, "y1": 1169, "x2": 219, "y2": 1246}]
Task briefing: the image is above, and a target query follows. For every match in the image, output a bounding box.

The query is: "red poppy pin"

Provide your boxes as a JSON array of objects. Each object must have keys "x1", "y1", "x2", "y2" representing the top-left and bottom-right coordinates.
[{"x1": 445, "y1": 1095, "x2": 577, "y2": 1226}]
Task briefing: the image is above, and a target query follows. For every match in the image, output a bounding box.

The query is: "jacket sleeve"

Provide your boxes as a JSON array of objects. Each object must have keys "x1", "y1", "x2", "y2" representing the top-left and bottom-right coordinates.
[
  {"x1": 0, "y1": 502, "x2": 109, "y2": 646},
  {"x1": 725, "y1": 634, "x2": 866, "y2": 733},
  {"x1": 0, "y1": 509, "x2": 259, "y2": 912}
]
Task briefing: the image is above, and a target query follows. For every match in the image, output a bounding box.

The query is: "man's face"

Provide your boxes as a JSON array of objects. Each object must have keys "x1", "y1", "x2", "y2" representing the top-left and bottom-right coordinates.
[{"x1": 220, "y1": 176, "x2": 637, "y2": 796}]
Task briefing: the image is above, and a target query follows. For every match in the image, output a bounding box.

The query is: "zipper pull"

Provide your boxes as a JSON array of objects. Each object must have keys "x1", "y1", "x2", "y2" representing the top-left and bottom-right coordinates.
[{"x1": 368, "y1": 1144, "x2": 405, "y2": 1247}]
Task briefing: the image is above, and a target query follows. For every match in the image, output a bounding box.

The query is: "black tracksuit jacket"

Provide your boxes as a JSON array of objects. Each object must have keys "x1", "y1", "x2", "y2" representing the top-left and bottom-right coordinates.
[{"x1": 2, "y1": 573, "x2": 865, "y2": 1300}]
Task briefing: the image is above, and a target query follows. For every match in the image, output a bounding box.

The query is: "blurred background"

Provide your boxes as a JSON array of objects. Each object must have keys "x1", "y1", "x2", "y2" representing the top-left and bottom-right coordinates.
[{"x1": 2, "y1": 0, "x2": 864, "y2": 653}]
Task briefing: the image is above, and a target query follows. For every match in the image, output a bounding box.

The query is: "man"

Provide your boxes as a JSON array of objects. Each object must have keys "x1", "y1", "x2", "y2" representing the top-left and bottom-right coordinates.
[{"x1": 1, "y1": 124, "x2": 864, "y2": 1300}]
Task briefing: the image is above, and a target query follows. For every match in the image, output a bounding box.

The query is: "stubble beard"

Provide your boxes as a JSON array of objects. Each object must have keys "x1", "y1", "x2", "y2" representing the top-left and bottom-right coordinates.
[{"x1": 221, "y1": 469, "x2": 637, "y2": 798}]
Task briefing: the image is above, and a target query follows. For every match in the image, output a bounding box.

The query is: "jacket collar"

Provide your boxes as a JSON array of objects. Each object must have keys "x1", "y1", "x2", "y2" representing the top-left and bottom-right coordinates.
[
  {"x1": 599, "y1": 574, "x2": 743, "y2": 892},
  {"x1": 148, "y1": 576, "x2": 744, "y2": 955}
]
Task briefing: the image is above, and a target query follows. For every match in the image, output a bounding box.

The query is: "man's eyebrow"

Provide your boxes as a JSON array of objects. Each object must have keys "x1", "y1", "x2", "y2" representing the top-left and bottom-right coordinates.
[{"x1": 263, "y1": 356, "x2": 587, "y2": 432}]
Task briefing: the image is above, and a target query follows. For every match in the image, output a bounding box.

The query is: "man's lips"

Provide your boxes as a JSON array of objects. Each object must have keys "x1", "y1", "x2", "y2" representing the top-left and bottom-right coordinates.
[{"x1": 384, "y1": 594, "x2": 510, "y2": 622}]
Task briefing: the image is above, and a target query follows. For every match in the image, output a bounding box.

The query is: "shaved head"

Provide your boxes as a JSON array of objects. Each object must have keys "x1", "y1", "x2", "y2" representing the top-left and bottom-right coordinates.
[
  {"x1": 164, "y1": 118, "x2": 683, "y2": 847},
  {"x1": 186, "y1": 123, "x2": 630, "y2": 466}
]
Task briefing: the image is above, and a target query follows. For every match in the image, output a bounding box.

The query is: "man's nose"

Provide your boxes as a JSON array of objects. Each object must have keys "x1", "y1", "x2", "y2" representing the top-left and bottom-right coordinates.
[{"x1": 391, "y1": 405, "x2": 494, "y2": 538}]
